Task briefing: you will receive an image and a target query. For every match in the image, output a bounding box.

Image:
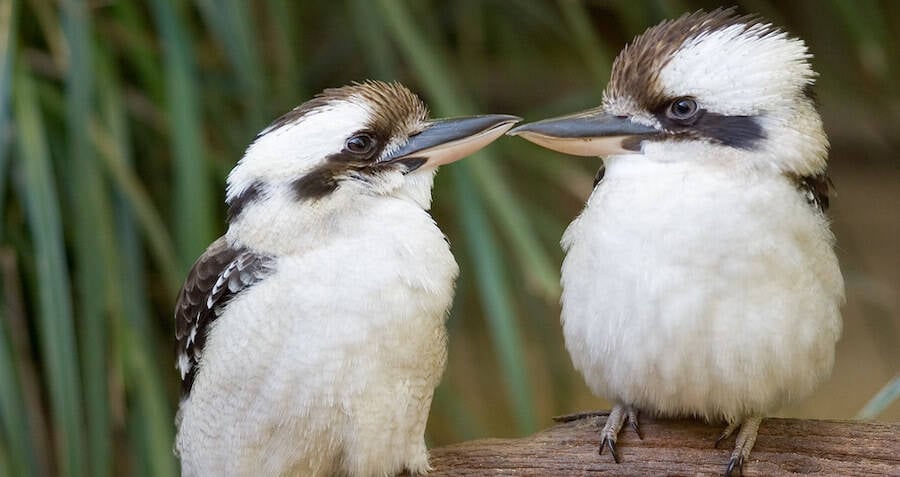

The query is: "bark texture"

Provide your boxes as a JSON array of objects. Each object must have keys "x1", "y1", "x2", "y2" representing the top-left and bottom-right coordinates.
[{"x1": 421, "y1": 413, "x2": 899, "y2": 476}]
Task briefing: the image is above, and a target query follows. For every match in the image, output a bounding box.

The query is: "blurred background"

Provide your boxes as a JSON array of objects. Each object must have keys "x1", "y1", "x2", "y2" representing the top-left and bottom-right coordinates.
[{"x1": 2, "y1": 0, "x2": 898, "y2": 475}]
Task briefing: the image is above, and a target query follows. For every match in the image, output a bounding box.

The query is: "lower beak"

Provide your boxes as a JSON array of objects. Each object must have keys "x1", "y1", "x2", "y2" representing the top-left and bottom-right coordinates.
[
  {"x1": 507, "y1": 109, "x2": 658, "y2": 157},
  {"x1": 383, "y1": 114, "x2": 521, "y2": 170}
]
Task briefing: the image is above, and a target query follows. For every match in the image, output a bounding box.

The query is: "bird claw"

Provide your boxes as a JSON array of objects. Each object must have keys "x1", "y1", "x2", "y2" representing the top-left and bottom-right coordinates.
[
  {"x1": 721, "y1": 417, "x2": 761, "y2": 477},
  {"x1": 596, "y1": 405, "x2": 636, "y2": 463},
  {"x1": 724, "y1": 454, "x2": 744, "y2": 477},
  {"x1": 714, "y1": 433, "x2": 728, "y2": 449},
  {"x1": 629, "y1": 420, "x2": 643, "y2": 440},
  {"x1": 627, "y1": 409, "x2": 643, "y2": 440},
  {"x1": 599, "y1": 435, "x2": 621, "y2": 463},
  {"x1": 714, "y1": 421, "x2": 740, "y2": 449}
]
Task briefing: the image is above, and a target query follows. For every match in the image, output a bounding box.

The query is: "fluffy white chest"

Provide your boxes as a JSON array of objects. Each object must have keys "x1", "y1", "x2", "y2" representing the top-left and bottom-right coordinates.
[
  {"x1": 176, "y1": 200, "x2": 458, "y2": 477},
  {"x1": 560, "y1": 158, "x2": 843, "y2": 422}
]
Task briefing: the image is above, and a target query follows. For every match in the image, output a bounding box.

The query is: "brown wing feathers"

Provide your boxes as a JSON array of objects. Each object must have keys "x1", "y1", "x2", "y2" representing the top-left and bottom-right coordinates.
[
  {"x1": 174, "y1": 237, "x2": 274, "y2": 396},
  {"x1": 796, "y1": 173, "x2": 832, "y2": 212}
]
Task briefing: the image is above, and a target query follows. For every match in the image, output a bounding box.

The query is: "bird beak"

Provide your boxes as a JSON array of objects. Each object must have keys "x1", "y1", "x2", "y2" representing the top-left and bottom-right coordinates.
[
  {"x1": 507, "y1": 109, "x2": 659, "y2": 157},
  {"x1": 384, "y1": 114, "x2": 521, "y2": 170}
]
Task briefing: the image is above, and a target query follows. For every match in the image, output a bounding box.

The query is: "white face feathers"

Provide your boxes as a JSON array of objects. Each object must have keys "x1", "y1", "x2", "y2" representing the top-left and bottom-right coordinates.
[
  {"x1": 225, "y1": 82, "x2": 430, "y2": 217},
  {"x1": 510, "y1": 8, "x2": 829, "y2": 176},
  {"x1": 227, "y1": 101, "x2": 374, "y2": 198},
  {"x1": 656, "y1": 23, "x2": 815, "y2": 117},
  {"x1": 223, "y1": 81, "x2": 519, "y2": 224}
]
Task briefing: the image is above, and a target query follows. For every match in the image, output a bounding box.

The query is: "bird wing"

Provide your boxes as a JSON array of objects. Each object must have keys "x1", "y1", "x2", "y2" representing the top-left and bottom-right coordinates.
[
  {"x1": 796, "y1": 173, "x2": 831, "y2": 212},
  {"x1": 174, "y1": 236, "x2": 274, "y2": 397}
]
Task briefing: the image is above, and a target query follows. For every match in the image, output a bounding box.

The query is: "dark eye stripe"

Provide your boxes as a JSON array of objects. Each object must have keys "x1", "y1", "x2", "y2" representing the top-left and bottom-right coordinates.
[
  {"x1": 652, "y1": 100, "x2": 766, "y2": 150},
  {"x1": 691, "y1": 113, "x2": 766, "y2": 149},
  {"x1": 647, "y1": 94, "x2": 766, "y2": 150},
  {"x1": 292, "y1": 130, "x2": 393, "y2": 201}
]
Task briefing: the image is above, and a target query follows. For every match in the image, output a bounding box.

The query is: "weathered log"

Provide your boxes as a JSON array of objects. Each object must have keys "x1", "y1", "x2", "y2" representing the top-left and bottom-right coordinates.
[{"x1": 422, "y1": 412, "x2": 899, "y2": 476}]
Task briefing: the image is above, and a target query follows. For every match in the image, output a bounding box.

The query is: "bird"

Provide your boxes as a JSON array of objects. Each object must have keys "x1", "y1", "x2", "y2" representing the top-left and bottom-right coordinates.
[
  {"x1": 508, "y1": 8, "x2": 844, "y2": 476},
  {"x1": 173, "y1": 80, "x2": 520, "y2": 477}
]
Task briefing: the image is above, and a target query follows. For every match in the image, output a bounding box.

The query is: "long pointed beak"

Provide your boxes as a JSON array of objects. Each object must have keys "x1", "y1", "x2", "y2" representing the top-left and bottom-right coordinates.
[
  {"x1": 384, "y1": 114, "x2": 521, "y2": 169},
  {"x1": 507, "y1": 109, "x2": 658, "y2": 157}
]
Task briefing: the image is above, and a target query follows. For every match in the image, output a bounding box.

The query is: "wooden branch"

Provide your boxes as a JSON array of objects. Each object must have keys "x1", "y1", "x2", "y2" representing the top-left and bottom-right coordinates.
[{"x1": 421, "y1": 412, "x2": 899, "y2": 476}]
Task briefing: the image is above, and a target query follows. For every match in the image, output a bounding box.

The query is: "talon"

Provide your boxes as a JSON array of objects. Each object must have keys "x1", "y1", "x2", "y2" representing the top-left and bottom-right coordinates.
[
  {"x1": 715, "y1": 421, "x2": 740, "y2": 449},
  {"x1": 725, "y1": 454, "x2": 744, "y2": 477},
  {"x1": 714, "y1": 431, "x2": 728, "y2": 449},
  {"x1": 606, "y1": 437, "x2": 620, "y2": 463},
  {"x1": 723, "y1": 416, "x2": 761, "y2": 476},
  {"x1": 597, "y1": 405, "x2": 629, "y2": 463},
  {"x1": 627, "y1": 411, "x2": 643, "y2": 440},
  {"x1": 630, "y1": 418, "x2": 642, "y2": 440}
]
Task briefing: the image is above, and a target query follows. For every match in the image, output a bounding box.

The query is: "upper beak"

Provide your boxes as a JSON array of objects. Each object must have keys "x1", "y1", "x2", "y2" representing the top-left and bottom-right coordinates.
[
  {"x1": 507, "y1": 108, "x2": 658, "y2": 157},
  {"x1": 384, "y1": 114, "x2": 521, "y2": 169}
]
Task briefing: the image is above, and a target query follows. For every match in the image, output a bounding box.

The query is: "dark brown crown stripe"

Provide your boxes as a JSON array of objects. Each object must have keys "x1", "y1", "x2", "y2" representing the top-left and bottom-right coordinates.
[
  {"x1": 604, "y1": 8, "x2": 779, "y2": 151},
  {"x1": 602, "y1": 8, "x2": 828, "y2": 215},
  {"x1": 258, "y1": 81, "x2": 428, "y2": 141},
  {"x1": 254, "y1": 81, "x2": 430, "y2": 202},
  {"x1": 606, "y1": 7, "x2": 778, "y2": 111}
]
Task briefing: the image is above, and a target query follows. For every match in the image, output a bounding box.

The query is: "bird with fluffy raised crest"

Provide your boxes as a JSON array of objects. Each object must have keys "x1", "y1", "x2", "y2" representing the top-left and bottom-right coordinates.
[
  {"x1": 509, "y1": 9, "x2": 843, "y2": 476},
  {"x1": 174, "y1": 80, "x2": 519, "y2": 477}
]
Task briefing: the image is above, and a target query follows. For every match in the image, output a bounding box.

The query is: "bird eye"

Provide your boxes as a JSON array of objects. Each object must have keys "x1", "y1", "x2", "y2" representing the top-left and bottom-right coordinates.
[
  {"x1": 345, "y1": 134, "x2": 375, "y2": 155},
  {"x1": 667, "y1": 98, "x2": 699, "y2": 121}
]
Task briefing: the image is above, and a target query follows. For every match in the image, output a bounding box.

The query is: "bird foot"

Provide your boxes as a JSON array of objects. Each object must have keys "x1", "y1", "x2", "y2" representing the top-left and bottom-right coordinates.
[
  {"x1": 714, "y1": 421, "x2": 741, "y2": 448},
  {"x1": 721, "y1": 416, "x2": 762, "y2": 477},
  {"x1": 597, "y1": 404, "x2": 641, "y2": 463},
  {"x1": 627, "y1": 407, "x2": 643, "y2": 440}
]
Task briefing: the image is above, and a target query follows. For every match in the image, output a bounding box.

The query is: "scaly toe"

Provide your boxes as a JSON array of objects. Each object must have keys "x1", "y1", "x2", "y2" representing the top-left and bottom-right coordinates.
[
  {"x1": 597, "y1": 405, "x2": 628, "y2": 463},
  {"x1": 599, "y1": 435, "x2": 621, "y2": 463},
  {"x1": 723, "y1": 417, "x2": 762, "y2": 476},
  {"x1": 627, "y1": 408, "x2": 643, "y2": 440},
  {"x1": 715, "y1": 421, "x2": 741, "y2": 449}
]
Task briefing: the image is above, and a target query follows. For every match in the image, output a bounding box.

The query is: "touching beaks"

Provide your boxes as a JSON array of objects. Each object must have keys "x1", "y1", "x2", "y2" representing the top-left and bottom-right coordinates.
[
  {"x1": 507, "y1": 109, "x2": 659, "y2": 157},
  {"x1": 383, "y1": 114, "x2": 521, "y2": 171}
]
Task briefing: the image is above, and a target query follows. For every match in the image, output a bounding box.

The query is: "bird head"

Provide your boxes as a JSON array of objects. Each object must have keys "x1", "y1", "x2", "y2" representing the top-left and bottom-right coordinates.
[
  {"x1": 226, "y1": 81, "x2": 519, "y2": 224},
  {"x1": 509, "y1": 8, "x2": 827, "y2": 176}
]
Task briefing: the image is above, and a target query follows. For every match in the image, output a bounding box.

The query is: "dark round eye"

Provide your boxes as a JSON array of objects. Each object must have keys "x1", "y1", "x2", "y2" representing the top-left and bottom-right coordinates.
[
  {"x1": 345, "y1": 134, "x2": 375, "y2": 155},
  {"x1": 667, "y1": 97, "x2": 699, "y2": 120}
]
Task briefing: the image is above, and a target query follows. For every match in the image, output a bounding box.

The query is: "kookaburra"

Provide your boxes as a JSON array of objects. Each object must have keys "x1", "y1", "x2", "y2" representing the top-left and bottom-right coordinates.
[
  {"x1": 174, "y1": 81, "x2": 519, "y2": 476},
  {"x1": 509, "y1": 9, "x2": 843, "y2": 476}
]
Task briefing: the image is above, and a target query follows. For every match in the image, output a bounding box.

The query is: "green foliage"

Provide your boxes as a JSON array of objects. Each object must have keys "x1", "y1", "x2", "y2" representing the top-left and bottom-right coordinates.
[{"x1": 2, "y1": 1, "x2": 898, "y2": 475}]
